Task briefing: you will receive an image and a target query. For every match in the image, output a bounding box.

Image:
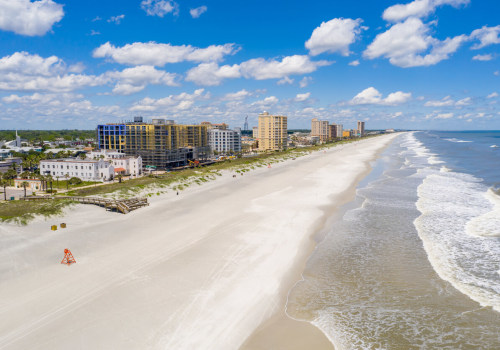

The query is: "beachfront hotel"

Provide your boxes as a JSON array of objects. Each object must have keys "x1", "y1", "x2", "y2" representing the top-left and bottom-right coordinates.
[
  {"x1": 208, "y1": 128, "x2": 242, "y2": 154},
  {"x1": 97, "y1": 117, "x2": 209, "y2": 169},
  {"x1": 311, "y1": 119, "x2": 343, "y2": 142},
  {"x1": 87, "y1": 150, "x2": 143, "y2": 178},
  {"x1": 257, "y1": 112, "x2": 288, "y2": 151},
  {"x1": 40, "y1": 158, "x2": 115, "y2": 181},
  {"x1": 311, "y1": 118, "x2": 330, "y2": 142}
]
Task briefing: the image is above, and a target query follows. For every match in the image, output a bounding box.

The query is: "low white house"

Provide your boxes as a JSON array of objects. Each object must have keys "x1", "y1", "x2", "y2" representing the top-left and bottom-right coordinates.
[
  {"x1": 40, "y1": 158, "x2": 114, "y2": 182},
  {"x1": 87, "y1": 150, "x2": 142, "y2": 177}
]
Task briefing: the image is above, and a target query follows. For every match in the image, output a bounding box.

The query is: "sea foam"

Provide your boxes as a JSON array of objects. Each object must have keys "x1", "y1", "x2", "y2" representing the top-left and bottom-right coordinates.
[{"x1": 408, "y1": 136, "x2": 500, "y2": 312}]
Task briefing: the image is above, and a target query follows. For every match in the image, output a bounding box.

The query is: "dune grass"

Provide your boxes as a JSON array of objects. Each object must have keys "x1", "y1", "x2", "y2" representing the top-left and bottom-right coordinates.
[{"x1": 0, "y1": 199, "x2": 75, "y2": 225}]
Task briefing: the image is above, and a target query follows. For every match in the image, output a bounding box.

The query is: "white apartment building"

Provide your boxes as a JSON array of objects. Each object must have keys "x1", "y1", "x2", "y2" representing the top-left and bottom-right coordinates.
[
  {"x1": 336, "y1": 124, "x2": 344, "y2": 138},
  {"x1": 208, "y1": 129, "x2": 242, "y2": 154},
  {"x1": 40, "y1": 158, "x2": 114, "y2": 181},
  {"x1": 87, "y1": 150, "x2": 143, "y2": 177}
]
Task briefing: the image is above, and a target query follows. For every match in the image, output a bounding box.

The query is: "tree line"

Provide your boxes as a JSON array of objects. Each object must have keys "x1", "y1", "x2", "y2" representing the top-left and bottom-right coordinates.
[{"x1": 0, "y1": 130, "x2": 96, "y2": 143}]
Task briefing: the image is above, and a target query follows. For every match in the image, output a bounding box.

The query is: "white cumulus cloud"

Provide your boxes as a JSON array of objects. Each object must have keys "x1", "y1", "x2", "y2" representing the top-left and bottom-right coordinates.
[
  {"x1": 190, "y1": 6, "x2": 207, "y2": 18},
  {"x1": 305, "y1": 18, "x2": 364, "y2": 56},
  {"x1": 105, "y1": 65, "x2": 179, "y2": 95},
  {"x1": 472, "y1": 54, "x2": 493, "y2": 61},
  {"x1": 424, "y1": 95, "x2": 455, "y2": 106},
  {"x1": 456, "y1": 97, "x2": 472, "y2": 106},
  {"x1": 350, "y1": 87, "x2": 412, "y2": 105},
  {"x1": 185, "y1": 62, "x2": 241, "y2": 86},
  {"x1": 0, "y1": 51, "x2": 107, "y2": 92},
  {"x1": 186, "y1": 55, "x2": 330, "y2": 86},
  {"x1": 349, "y1": 60, "x2": 360, "y2": 66},
  {"x1": 294, "y1": 92, "x2": 311, "y2": 102},
  {"x1": 299, "y1": 76, "x2": 312, "y2": 88},
  {"x1": 424, "y1": 95, "x2": 472, "y2": 106},
  {"x1": 364, "y1": 18, "x2": 467, "y2": 67},
  {"x1": 222, "y1": 89, "x2": 252, "y2": 101},
  {"x1": 130, "y1": 89, "x2": 209, "y2": 112},
  {"x1": 470, "y1": 25, "x2": 500, "y2": 49},
  {"x1": 93, "y1": 41, "x2": 237, "y2": 66},
  {"x1": 240, "y1": 55, "x2": 331, "y2": 80},
  {"x1": 487, "y1": 92, "x2": 498, "y2": 99},
  {"x1": 435, "y1": 112, "x2": 454, "y2": 119},
  {"x1": 141, "y1": 0, "x2": 179, "y2": 17},
  {"x1": 382, "y1": 0, "x2": 469, "y2": 22},
  {"x1": 0, "y1": 0, "x2": 64, "y2": 36},
  {"x1": 108, "y1": 14, "x2": 125, "y2": 24}
]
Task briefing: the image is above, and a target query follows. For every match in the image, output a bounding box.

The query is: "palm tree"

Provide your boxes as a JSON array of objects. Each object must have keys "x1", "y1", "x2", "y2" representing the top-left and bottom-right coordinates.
[
  {"x1": 0, "y1": 175, "x2": 8, "y2": 201},
  {"x1": 38, "y1": 174, "x2": 46, "y2": 191},
  {"x1": 21, "y1": 181, "x2": 29, "y2": 198},
  {"x1": 20, "y1": 170, "x2": 31, "y2": 179},
  {"x1": 4, "y1": 168, "x2": 17, "y2": 186},
  {"x1": 64, "y1": 174, "x2": 69, "y2": 190},
  {"x1": 45, "y1": 174, "x2": 53, "y2": 194}
]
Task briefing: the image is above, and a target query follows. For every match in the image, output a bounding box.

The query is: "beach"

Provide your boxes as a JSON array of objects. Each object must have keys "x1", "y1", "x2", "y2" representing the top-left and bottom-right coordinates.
[{"x1": 0, "y1": 133, "x2": 399, "y2": 349}]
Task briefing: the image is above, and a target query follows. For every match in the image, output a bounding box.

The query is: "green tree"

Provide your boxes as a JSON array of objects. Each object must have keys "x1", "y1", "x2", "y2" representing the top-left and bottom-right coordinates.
[
  {"x1": 20, "y1": 170, "x2": 31, "y2": 179},
  {"x1": 46, "y1": 174, "x2": 53, "y2": 194},
  {"x1": 0, "y1": 174, "x2": 8, "y2": 201},
  {"x1": 69, "y1": 177, "x2": 82, "y2": 185},
  {"x1": 21, "y1": 181, "x2": 29, "y2": 198},
  {"x1": 4, "y1": 168, "x2": 17, "y2": 186},
  {"x1": 64, "y1": 173, "x2": 70, "y2": 190},
  {"x1": 38, "y1": 174, "x2": 46, "y2": 191}
]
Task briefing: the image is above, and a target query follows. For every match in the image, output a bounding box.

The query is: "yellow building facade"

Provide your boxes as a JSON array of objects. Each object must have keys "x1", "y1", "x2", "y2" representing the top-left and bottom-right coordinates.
[{"x1": 258, "y1": 112, "x2": 287, "y2": 151}]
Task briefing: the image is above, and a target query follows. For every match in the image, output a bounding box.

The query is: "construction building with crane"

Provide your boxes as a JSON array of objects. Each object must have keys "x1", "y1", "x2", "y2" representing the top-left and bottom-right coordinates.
[{"x1": 97, "y1": 117, "x2": 209, "y2": 170}]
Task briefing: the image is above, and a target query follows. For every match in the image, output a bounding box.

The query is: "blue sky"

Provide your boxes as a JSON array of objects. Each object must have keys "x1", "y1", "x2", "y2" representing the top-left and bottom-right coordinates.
[{"x1": 0, "y1": 0, "x2": 499, "y2": 130}]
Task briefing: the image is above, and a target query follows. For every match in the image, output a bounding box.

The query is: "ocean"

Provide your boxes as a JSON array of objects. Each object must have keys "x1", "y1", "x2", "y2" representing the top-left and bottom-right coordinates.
[{"x1": 287, "y1": 131, "x2": 500, "y2": 349}]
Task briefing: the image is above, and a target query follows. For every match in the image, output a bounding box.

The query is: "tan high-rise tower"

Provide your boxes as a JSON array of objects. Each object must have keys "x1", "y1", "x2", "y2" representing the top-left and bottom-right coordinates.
[
  {"x1": 311, "y1": 118, "x2": 330, "y2": 142},
  {"x1": 258, "y1": 112, "x2": 287, "y2": 151}
]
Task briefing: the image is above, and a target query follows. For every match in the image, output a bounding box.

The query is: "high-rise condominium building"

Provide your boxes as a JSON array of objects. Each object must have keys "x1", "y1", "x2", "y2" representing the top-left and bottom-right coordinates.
[
  {"x1": 336, "y1": 124, "x2": 344, "y2": 138},
  {"x1": 328, "y1": 124, "x2": 338, "y2": 140},
  {"x1": 252, "y1": 126, "x2": 259, "y2": 139},
  {"x1": 258, "y1": 112, "x2": 287, "y2": 151},
  {"x1": 357, "y1": 121, "x2": 365, "y2": 136},
  {"x1": 208, "y1": 128, "x2": 242, "y2": 154},
  {"x1": 311, "y1": 118, "x2": 330, "y2": 142}
]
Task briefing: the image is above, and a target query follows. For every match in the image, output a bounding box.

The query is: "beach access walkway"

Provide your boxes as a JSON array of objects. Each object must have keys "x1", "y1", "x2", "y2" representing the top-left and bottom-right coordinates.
[{"x1": 20, "y1": 195, "x2": 149, "y2": 214}]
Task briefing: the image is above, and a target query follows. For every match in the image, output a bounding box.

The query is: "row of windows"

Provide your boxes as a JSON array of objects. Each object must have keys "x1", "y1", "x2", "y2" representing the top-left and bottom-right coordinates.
[{"x1": 41, "y1": 164, "x2": 108, "y2": 169}]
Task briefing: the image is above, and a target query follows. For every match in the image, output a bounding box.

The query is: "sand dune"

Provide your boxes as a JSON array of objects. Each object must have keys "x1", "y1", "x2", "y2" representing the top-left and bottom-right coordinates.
[{"x1": 0, "y1": 134, "x2": 399, "y2": 349}]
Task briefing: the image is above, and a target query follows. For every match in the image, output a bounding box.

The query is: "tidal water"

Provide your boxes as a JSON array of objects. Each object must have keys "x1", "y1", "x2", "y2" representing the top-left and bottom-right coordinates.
[{"x1": 287, "y1": 131, "x2": 500, "y2": 349}]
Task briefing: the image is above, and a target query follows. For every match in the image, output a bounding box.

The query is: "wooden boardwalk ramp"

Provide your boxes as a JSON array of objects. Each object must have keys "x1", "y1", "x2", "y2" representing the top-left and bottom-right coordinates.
[{"x1": 21, "y1": 196, "x2": 149, "y2": 214}]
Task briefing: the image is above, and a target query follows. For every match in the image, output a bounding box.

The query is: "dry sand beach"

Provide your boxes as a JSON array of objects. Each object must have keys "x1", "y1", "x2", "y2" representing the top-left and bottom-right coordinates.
[{"x1": 0, "y1": 133, "x2": 399, "y2": 349}]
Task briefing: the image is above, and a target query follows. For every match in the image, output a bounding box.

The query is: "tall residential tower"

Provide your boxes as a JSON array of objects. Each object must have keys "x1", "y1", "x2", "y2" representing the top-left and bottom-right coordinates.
[{"x1": 258, "y1": 112, "x2": 287, "y2": 151}]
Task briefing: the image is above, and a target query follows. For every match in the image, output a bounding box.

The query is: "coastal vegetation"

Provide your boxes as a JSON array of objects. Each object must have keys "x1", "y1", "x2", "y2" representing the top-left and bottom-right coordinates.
[
  {"x1": 0, "y1": 130, "x2": 95, "y2": 143},
  {"x1": 0, "y1": 136, "x2": 375, "y2": 224},
  {"x1": 0, "y1": 199, "x2": 74, "y2": 225}
]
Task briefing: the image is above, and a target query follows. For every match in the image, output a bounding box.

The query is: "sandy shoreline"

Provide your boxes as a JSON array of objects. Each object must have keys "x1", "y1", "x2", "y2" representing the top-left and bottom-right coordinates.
[
  {"x1": 0, "y1": 134, "x2": 399, "y2": 349},
  {"x1": 242, "y1": 134, "x2": 398, "y2": 350}
]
